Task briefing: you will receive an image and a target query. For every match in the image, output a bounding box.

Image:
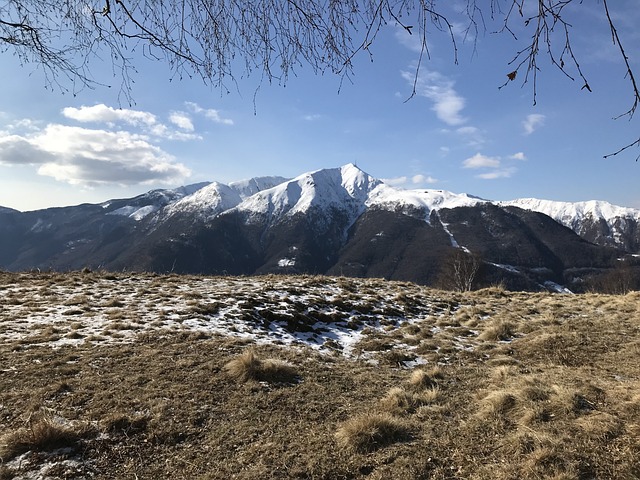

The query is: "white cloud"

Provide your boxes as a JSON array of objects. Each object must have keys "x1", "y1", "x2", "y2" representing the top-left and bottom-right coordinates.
[
  {"x1": 395, "y1": 26, "x2": 424, "y2": 54},
  {"x1": 169, "y1": 112, "x2": 195, "y2": 131},
  {"x1": 62, "y1": 104, "x2": 157, "y2": 127},
  {"x1": 303, "y1": 114, "x2": 323, "y2": 121},
  {"x1": 510, "y1": 152, "x2": 527, "y2": 161},
  {"x1": 456, "y1": 125, "x2": 485, "y2": 147},
  {"x1": 523, "y1": 114, "x2": 545, "y2": 135},
  {"x1": 7, "y1": 118, "x2": 41, "y2": 132},
  {"x1": 382, "y1": 176, "x2": 408, "y2": 186},
  {"x1": 412, "y1": 174, "x2": 438, "y2": 184},
  {"x1": 402, "y1": 70, "x2": 467, "y2": 126},
  {"x1": 62, "y1": 104, "x2": 200, "y2": 141},
  {"x1": 477, "y1": 168, "x2": 515, "y2": 180},
  {"x1": 463, "y1": 153, "x2": 501, "y2": 169},
  {"x1": 382, "y1": 174, "x2": 438, "y2": 187},
  {"x1": 185, "y1": 102, "x2": 234, "y2": 125},
  {"x1": 0, "y1": 125, "x2": 190, "y2": 186}
]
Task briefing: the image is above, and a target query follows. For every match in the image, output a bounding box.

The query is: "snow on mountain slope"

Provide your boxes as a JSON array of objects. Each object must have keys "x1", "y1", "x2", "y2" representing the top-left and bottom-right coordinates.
[
  {"x1": 105, "y1": 182, "x2": 210, "y2": 220},
  {"x1": 234, "y1": 164, "x2": 382, "y2": 224},
  {"x1": 501, "y1": 198, "x2": 640, "y2": 227},
  {"x1": 367, "y1": 184, "x2": 487, "y2": 222},
  {"x1": 500, "y1": 198, "x2": 640, "y2": 247},
  {"x1": 163, "y1": 182, "x2": 243, "y2": 219},
  {"x1": 229, "y1": 176, "x2": 290, "y2": 198},
  {"x1": 158, "y1": 176, "x2": 289, "y2": 221}
]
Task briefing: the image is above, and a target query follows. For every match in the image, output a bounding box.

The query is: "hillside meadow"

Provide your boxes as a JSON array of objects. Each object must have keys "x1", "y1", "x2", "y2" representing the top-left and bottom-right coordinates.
[{"x1": 0, "y1": 271, "x2": 638, "y2": 479}]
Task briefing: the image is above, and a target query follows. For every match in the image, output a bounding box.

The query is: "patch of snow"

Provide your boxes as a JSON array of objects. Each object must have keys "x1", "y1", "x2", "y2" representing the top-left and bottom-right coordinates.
[
  {"x1": 278, "y1": 258, "x2": 296, "y2": 267},
  {"x1": 543, "y1": 281, "x2": 573, "y2": 294},
  {"x1": 489, "y1": 263, "x2": 521, "y2": 274},
  {"x1": 108, "y1": 204, "x2": 160, "y2": 220}
]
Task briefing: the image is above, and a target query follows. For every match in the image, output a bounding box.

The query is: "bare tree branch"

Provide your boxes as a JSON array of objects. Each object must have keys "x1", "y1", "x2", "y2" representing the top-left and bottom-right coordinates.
[{"x1": 0, "y1": 0, "x2": 638, "y2": 156}]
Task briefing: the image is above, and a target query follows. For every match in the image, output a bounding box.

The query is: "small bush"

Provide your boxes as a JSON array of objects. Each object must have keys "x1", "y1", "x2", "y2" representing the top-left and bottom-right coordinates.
[
  {"x1": 223, "y1": 349, "x2": 299, "y2": 384},
  {"x1": 335, "y1": 413, "x2": 411, "y2": 452}
]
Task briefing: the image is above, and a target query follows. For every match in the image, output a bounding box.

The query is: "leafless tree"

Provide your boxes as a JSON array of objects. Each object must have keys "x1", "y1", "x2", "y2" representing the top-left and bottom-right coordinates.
[
  {"x1": 1, "y1": 0, "x2": 637, "y2": 155},
  {"x1": 438, "y1": 248, "x2": 483, "y2": 292}
]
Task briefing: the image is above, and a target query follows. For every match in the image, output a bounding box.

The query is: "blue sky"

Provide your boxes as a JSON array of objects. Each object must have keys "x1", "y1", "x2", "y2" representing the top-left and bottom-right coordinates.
[{"x1": 1, "y1": 1, "x2": 639, "y2": 211}]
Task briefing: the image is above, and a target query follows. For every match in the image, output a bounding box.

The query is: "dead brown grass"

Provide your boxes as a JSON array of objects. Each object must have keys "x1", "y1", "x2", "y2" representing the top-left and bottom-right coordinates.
[
  {"x1": 335, "y1": 413, "x2": 412, "y2": 452},
  {"x1": 223, "y1": 349, "x2": 299, "y2": 384},
  {"x1": 0, "y1": 413, "x2": 91, "y2": 460},
  {"x1": 0, "y1": 272, "x2": 639, "y2": 479}
]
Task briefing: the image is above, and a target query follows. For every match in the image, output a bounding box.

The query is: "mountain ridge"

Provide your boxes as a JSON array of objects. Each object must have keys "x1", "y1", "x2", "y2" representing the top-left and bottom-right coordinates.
[{"x1": 0, "y1": 164, "x2": 638, "y2": 291}]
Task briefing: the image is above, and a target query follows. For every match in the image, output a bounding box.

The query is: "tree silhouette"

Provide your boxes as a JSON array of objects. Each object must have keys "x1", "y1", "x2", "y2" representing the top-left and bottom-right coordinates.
[{"x1": 1, "y1": 0, "x2": 637, "y2": 155}]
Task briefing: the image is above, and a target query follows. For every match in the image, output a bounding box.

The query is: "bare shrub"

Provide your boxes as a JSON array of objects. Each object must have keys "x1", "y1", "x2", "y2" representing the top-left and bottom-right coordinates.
[
  {"x1": 437, "y1": 249, "x2": 484, "y2": 292},
  {"x1": 335, "y1": 413, "x2": 411, "y2": 452}
]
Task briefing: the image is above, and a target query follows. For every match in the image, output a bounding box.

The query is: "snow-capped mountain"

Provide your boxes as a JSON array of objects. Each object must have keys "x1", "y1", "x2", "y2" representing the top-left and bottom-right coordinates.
[
  {"x1": 367, "y1": 184, "x2": 487, "y2": 222},
  {"x1": 234, "y1": 164, "x2": 381, "y2": 226},
  {"x1": 153, "y1": 176, "x2": 290, "y2": 222},
  {"x1": 501, "y1": 198, "x2": 640, "y2": 252},
  {"x1": 228, "y1": 176, "x2": 290, "y2": 198},
  {"x1": 104, "y1": 182, "x2": 210, "y2": 220},
  {"x1": 0, "y1": 163, "x2": 637, "y2": 292}
]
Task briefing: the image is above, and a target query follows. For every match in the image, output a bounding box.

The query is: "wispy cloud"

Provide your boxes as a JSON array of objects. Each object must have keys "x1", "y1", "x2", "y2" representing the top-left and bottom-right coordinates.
[
  {"x1": 412, "y1": 174, "x2": 438, "y2": 185},
  {"x1": 463, "y1": 153, "x2": 500, "y2": 169},
  {"x1": 401, "y1": 70, "x2": 467, "y2": 126},
  {"x1": 394, "y1": 26, "x2": 424, "y2": 54},
  {"x1": 455, "y1": 125, "x2": 485, "y2": 148},
  {"x1": 185, "y1": 102, "x2": 234, "y2": 125},
  {"x1": 382, "y1": 176, "x2": 408, "y2": 186},
  {"x1": 169, "y1": 112, "x2": 195, "y2": 131},
  {"x1": 462, "y1": 152, "x2": 525, "y2": 180},
  {"x1": 523, "y1": 114, "x2": 545, "y2": 135},
  {"x1": 477, "y1": 168, "x2": 516, "y2": 179},
  {"x1": 302, "y1": 114, "x2": 323, "y2": 122},
  {"x1": 510, "y1": 152, "x2": 527, "y2": 161},
  {"x1": 382, "y1": 174, "x2": 438, "y2": 187}
]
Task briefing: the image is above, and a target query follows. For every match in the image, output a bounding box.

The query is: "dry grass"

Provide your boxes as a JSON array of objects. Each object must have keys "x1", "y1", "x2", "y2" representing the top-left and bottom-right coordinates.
[
  {"x1": 335, "y1": 413, "x2": 412, "y2": 452},
  {"x1": 0, "y1": 413, "x2": 91, "y2": 461},
  {"x1": 0, "y1": 271, "x2": 639, "y2": 479},
  {"x1": 223, "y1": 349, "x2": 299, "y2": 384}
]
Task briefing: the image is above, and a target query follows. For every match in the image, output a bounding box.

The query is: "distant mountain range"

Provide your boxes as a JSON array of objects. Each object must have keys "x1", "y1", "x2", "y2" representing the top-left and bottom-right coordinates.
[{"x1": 1, "y1": 164, "x2": 639, "y2": 291}]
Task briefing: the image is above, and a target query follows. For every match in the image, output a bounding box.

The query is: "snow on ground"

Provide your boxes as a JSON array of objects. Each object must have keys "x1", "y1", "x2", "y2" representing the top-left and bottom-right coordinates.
[{"x1": 0, "y1": 272, "x2": 476, "y2": 358}]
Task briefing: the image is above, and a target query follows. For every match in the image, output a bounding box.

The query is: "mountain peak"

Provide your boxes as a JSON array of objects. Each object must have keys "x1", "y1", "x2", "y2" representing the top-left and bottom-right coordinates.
[{"x1": 233, "y1": 164, "x2": 381, "y2": 223}]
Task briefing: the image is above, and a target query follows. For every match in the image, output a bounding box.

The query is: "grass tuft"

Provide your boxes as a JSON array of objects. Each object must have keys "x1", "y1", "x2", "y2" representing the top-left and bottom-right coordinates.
[
  {"x1": 223, "y1": 349, "x2": 299, "y2": 384},
  {"x1": 0, "y1": 415, "x2": 87, "y2": 460},
  {"x1": 335, "y1": 413, "x2": 412, "y2": 452},
  {"x1": 479, "y1": 320, "x2": 517, "y2": 341}
]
